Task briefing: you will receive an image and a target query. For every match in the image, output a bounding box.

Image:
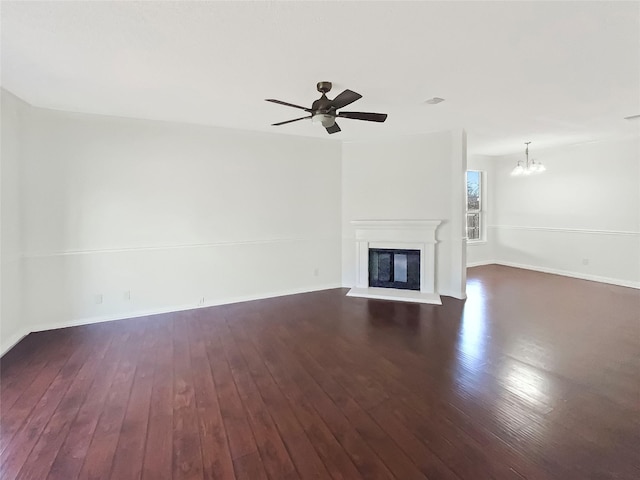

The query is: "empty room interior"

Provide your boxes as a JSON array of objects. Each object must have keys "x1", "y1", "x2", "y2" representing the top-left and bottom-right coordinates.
[{"x1": 1, "y1": 1, "x2": 639, "y2": 479}]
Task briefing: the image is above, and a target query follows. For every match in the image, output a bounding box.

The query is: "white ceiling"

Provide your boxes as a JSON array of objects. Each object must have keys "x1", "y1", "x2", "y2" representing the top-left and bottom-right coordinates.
[{"x1": 2, "y1": 1, "x2": 639, "y2": 155}]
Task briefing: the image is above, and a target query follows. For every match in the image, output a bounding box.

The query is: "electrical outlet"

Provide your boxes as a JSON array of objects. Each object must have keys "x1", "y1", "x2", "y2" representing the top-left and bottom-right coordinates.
[
  {"x1": 582, "y1": 258, "x2": 589, "y2": 266},
  {"x1": 95, "y1": 293, "x2": 103, "y2": 304},
  {"x1": 314, "y1": 268, "x2": 319, "y2": 277},
  {"x1": 124, "y1": 290, "x2": 131, "y2": 301},
  {"x1": 198, "y1": 297, "x2": 205, "y2": 305}
]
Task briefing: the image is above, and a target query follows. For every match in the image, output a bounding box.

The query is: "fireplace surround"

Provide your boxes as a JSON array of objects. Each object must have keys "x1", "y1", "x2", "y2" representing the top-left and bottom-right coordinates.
[{"x1": 347, "y1": 220, "x2": 442, "y2": 304}]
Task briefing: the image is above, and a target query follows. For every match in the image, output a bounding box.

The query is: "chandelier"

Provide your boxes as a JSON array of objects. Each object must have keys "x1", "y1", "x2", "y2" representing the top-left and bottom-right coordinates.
[{"x1": 511, "y1": 142, "x2": 545, "y2": 176}]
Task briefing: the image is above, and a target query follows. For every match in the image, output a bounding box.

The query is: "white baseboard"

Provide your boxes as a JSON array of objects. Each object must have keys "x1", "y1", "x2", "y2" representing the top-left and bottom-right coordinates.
[
  {"x1": 1, "y1": 329, "x2": 30, "y2": 357},
  {"x1": 466, "y1": 260, "x2": 496, "y2": 268},
  {"x1": 7, "y1": 262, "x2": 636, "y2": 357},
  {"x1": 438, "y1": 289, "x2": 467, "y2": 300},
  {"x1": 493, "y1": 261, "x2": 640, "y2": 289},
  {"x1": 12, "y1": 283, "x2": 342, "y2": 352}
]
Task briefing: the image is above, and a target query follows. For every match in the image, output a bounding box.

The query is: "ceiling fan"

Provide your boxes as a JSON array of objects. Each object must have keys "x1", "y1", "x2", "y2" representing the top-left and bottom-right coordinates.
[{"x1": 265, "y1": 81, "x2": 387, "y2": 134}]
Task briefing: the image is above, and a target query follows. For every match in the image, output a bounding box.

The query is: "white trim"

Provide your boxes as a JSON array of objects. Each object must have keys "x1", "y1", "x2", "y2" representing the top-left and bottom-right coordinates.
[
  {"x1": 0, "y1": 330, "x2": 30, "y2": 357},
  {"x1": 466, "y1": 261, "x2": 639, "y2": 288},
  {"x1": 438, "y1": 289, "x2": 467, "y2": 300},
  {"x1": 494, "y1": 261, "x2": 640, "y2": 289},
  {"x1": 22, "y1": 235, "x2": 339, "y2": 259},
  {"x1": 5, "y1": 284, "x2": 341, "y2": 355},
  {"x1": 467, "y1": 260, "x2": 495, "y2": 268},
  {"x1": 490, "y1": 225, "x2": 640, "y2": 236}
]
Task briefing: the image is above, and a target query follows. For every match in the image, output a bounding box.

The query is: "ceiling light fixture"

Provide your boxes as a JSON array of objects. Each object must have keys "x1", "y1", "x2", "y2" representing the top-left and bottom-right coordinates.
[
  {"x1": 511, "y1": 142, "x2": 545, "y2": 176},
  {"x1": 425, "y1": 97, "x2": 445, "y2": 105},
  {"x1": 311, "y1": 113, "x2": 336, "y2": 127}
]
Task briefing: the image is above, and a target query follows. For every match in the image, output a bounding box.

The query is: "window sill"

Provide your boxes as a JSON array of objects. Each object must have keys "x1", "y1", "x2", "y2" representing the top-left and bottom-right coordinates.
[{"x1": 467, "y1": 240, "x2": 487, "y2": 245}]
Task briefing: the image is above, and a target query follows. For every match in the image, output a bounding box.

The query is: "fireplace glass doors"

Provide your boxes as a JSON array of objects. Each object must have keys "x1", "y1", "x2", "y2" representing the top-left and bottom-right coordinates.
[{"x1": 368, "y1": 249, "x2": 420, "y2": 290}]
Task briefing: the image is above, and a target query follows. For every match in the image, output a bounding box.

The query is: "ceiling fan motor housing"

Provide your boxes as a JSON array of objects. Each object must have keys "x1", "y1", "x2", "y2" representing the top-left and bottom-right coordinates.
[
  {"x1": 317, "y1": 81, "x2": 332, "y2": 93},
  {"x1": 311, "y1": 95, "x2": 336, "y2": 115}
]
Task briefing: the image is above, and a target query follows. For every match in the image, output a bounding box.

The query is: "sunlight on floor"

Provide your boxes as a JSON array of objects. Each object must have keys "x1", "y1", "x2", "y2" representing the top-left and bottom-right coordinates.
[{"x1": 458, "y1": 279, "x2": 489, "y2": 370}]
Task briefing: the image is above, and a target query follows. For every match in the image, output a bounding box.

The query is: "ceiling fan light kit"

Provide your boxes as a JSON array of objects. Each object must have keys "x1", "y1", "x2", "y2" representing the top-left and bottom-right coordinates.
[
  {"x1": 511, "y1": 142, "x2": 546, "y2": 176},
  {"x1": 266, "y1": 81, "x2": 387, "y2": 134},
  {"x1": 311, "y1": 113, "x2": 336, "y2": 127}
]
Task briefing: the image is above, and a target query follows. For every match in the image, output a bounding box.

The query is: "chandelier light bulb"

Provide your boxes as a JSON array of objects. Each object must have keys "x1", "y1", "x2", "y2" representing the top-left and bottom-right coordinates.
[{"x1": 511, "y1": 163, "x2": 525, "y2": 176}]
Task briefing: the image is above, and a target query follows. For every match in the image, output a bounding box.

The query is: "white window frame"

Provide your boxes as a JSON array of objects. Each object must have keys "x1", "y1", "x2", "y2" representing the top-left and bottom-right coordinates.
[{"x1": 466, "y1": 170, "x2": 485, "y2": 243}]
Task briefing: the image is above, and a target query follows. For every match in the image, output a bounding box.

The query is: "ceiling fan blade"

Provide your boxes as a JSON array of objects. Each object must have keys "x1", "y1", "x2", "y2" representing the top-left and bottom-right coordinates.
[
  {"x1": 272, "y1": 116, "x2": 312, "y2": 126},
  {"x1": 326, "y1": 123, "x2": 341, "y2": 134},
  {"x1": 338, "y1": 111, "x2": 388, "y2": 122},
  {"x1": 331, "y1": 89, "x2": 362, "y2": 109},
  {"x1": 265, "y1": 99, "x2": 311, "y2": 111}
]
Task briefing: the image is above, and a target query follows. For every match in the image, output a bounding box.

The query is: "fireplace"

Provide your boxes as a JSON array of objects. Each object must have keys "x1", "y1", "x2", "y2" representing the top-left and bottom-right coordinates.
[
  {"x1": 369, "y1": 248, "x2": 420, "y2": 290},
  {"x1": 347, "y1": 220, "x2": 442, "y2": 304}
]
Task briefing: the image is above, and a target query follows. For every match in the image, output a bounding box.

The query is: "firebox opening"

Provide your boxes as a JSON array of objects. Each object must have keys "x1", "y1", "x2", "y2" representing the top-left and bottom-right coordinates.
[{"x1": 369, "y1": 248, "x2": 420, "y2": 290}]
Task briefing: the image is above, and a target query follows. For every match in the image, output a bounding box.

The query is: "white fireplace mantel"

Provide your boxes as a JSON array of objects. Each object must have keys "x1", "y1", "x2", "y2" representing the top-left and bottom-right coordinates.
[{"x1": 347, "y1": 220, "x2": 442, "y2": 304}]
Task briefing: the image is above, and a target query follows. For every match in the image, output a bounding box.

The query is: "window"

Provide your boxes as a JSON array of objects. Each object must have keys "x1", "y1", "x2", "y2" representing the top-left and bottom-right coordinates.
[{"x1": 466, "y1": 170, "x2": 483, "y2": 241}]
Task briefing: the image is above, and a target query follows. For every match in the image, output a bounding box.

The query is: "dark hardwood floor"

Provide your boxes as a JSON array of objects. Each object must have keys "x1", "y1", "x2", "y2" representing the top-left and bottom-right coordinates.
[{"x1": 1, "y1": 265, "x2": 639, "y2": 479}]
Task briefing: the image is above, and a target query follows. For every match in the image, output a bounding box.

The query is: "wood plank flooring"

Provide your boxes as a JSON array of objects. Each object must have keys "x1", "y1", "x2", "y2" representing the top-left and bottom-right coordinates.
[{"x1": 1, "y1": 265, "x2": 639, "y2": 479}]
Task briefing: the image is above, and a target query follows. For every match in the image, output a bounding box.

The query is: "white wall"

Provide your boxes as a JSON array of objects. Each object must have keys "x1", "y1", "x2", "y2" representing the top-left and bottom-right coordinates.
[
  {"x1": 18, "y1": 103, "x2": 342, "y2": 334},
  {"x1": 466, "y1": 154, "x2": 495, "y2": 266},
  {"x1": 341, "y1": 130, "x2": 467, "y2": 298},
  {"x1": 1, "y1": 90, "x2": 27, "y2": 353},
  {"x1": 491, "y1": 137, "x2": 640, "y2": 287}
]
